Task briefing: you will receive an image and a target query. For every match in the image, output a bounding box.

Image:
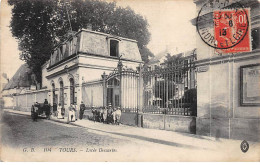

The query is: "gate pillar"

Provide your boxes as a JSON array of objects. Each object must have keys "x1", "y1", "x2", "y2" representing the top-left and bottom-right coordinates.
[{"x1": 101, "y1": 72, "x2": 107, "y2": 107}]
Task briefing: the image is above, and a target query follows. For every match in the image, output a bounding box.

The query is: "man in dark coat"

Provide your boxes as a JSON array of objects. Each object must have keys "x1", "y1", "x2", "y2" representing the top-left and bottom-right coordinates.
[
  {"x1": 79, "y1": 101, "x2": 85, "y2": 120},
  {"x1": 44, "y1": 99, "x2": 50, "y2": 119},
  {"x1": 44, "y1": 99, "x2": 48, "y2": 105},
  {"x1": 107, "y1": 103, "x2": 113, "y2": 124}
]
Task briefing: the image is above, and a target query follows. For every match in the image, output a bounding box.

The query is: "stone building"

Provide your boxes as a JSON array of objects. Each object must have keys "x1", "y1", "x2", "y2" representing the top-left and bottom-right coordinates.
[
  {"x1": 1, "y1": 64, "x2": 45, "y2": 110},
  {"x1": 192, "y1": 0, "x2": 260, "y2": 141},
  {"x1": 42, "y1": 28, "x2": 143, "y2": 112}
]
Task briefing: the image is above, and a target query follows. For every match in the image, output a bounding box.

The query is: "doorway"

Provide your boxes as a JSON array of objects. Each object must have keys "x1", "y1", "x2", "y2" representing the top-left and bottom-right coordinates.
[{"x1": 107, "y1": 78, "x2": 120, "y2": 107}]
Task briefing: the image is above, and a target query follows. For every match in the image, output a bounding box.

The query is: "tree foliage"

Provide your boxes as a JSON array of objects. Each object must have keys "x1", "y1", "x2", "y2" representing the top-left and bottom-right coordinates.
[
  {"x1": 162, "y1": 53, "x2": 183, "y2": 67},
  {"x1": 8, "y1": 0, "x2": 153, "y2": 83}
]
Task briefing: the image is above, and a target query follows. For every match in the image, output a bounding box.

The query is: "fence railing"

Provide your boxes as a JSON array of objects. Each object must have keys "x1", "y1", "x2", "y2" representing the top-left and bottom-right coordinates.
[
  {"x1": 79, "y1": 55, "x2": 197, "y2": 116},
  {"x1": 142, "y1": 59, "x2": 197, "y2": 116}
]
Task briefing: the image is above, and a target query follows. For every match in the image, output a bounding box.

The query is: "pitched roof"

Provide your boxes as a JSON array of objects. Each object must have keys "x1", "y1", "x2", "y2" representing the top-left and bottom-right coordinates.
[{"x1": 3, "y1": 64, "x2": 32, "y2": 91}]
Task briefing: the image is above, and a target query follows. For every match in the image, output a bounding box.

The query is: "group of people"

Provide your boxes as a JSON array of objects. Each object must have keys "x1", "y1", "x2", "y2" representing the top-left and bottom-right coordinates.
[
  {"x1": 57, "y1": 101, "x2": 86, "y2": 122},
  {"x1": 33, "y1": 99, "x2": 121, "y2": 124},
  {"x1": 31, "y1": 99, "x2": 50, "y2": 121},
  {"x1": 91, "y1": 104, "x2": 121, "y2": 124}
]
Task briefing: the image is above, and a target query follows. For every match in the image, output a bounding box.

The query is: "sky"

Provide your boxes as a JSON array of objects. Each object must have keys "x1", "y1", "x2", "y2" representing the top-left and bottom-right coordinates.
[{"x1": 0, "y1": 0, "x2": 196, "y2": 79}]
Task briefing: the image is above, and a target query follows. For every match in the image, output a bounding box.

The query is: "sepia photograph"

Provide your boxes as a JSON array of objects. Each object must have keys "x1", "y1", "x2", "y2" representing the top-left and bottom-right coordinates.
[{"x1": 0, "y1": 0, "x2": 259, "y2": 162}]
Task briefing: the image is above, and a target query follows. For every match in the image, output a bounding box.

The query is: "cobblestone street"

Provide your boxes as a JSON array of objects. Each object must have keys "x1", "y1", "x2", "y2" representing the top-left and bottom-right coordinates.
[{"x1": 1, "y1": 110, "x2": 259, "y2": 161}]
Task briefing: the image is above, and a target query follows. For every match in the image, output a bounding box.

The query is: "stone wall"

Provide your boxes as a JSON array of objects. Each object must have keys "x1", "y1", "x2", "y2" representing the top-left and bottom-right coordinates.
[
  {"x1": 142, "y1": 113, "x2": 196, "y2": 134},
  {"x1": 13, "y1": 90, "x2": 49, "y2": 111},
  {"x1": 82, "y1": 81, "x2": 103, "y2": 107},
  {"x1": 120, "y1": 112, "x2": 138, "y2": 126}
]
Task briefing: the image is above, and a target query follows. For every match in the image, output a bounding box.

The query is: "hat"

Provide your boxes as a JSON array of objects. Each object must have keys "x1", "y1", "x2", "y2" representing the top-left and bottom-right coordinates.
[{"x1": 108, "y1": 103, "x2": 112, "y2": 107}]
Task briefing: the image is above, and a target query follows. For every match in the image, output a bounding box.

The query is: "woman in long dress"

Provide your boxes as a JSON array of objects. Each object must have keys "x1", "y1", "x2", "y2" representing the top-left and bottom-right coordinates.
[{"x1": 57, "y1": 103, "x2": 63, "y2": 119}]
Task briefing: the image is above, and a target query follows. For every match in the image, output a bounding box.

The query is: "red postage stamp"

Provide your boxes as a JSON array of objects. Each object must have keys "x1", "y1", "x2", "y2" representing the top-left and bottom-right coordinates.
[{"x1": 213, "y1": 8, "x2": 251, "y2": 53}]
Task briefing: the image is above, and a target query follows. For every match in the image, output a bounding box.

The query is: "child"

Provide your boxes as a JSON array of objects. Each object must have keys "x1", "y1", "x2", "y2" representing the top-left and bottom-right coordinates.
[{"x1": 69, "y1": 103, "x2": 75, "y2": 122}]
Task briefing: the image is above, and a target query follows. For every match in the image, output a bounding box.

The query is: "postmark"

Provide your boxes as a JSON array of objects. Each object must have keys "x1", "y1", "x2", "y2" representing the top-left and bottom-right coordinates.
[{"x1": 196, "y1": 0, "x2": 251, "y2": 53}]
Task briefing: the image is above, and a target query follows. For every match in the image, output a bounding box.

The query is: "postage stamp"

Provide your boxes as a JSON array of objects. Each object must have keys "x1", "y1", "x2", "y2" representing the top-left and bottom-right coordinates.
[{"x1": 196, "y1": 0, "x2": 252, "y2": 54}]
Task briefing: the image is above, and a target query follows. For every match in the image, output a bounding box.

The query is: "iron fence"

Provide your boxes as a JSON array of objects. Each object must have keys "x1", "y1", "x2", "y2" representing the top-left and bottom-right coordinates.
[
  {"x1": 81, "y1": 54, "x2": 197, "y2": 116},
  {"x1": 142, "y1": 56, "x2": 197, "y2": 116}
]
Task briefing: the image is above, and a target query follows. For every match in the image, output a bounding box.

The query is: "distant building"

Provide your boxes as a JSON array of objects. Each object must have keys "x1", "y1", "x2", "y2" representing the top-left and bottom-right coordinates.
[
  {"x1": 1, "y1": 64, "x2": 39, "y2": 109},
  {"x1": 2, "y1": 64, "x2": 31, "y2": 95}
]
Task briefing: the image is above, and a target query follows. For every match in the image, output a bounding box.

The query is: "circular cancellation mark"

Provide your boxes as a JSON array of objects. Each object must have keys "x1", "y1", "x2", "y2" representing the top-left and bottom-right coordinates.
[{"x1": 196, "y1": 0, "x2": 249, "y2": 50}]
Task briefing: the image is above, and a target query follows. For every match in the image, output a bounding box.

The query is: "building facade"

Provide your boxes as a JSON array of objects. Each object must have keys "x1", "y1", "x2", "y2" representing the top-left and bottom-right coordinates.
[
  {"x1": 192, "y1": 0, "x2": 260, "y2": 141},
  {"x1": 42, "y1": 28, "x2": 143, "y2": 113}
]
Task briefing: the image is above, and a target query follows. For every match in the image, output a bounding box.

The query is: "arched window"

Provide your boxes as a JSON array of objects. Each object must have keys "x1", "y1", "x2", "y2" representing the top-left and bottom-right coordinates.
[
  {"x1": 70, "y1": 78, "x2": 75, "y2": 105},
  {"x1": 52, "y1": 83, "x2": 56, "y2": 105},
  {"x1": 59, "y1": 80, "x2": 64, "y2": 107}
]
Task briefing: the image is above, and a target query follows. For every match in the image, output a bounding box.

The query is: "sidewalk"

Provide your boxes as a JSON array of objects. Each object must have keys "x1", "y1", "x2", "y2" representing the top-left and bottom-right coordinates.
[{"x1": 3, "y1": 108, "x2": 260, "y2": 157}]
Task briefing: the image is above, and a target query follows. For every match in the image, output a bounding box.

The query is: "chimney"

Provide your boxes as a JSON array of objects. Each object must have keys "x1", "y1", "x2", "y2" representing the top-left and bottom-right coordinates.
[{"x1": 87, "y1": 24, "x2": 92, "y2": 31}]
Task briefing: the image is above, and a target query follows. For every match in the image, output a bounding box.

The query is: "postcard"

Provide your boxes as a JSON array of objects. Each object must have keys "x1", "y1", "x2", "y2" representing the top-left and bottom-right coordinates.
[{"x1": 0, "y1": 0, "x2": 259, "y2": 162}]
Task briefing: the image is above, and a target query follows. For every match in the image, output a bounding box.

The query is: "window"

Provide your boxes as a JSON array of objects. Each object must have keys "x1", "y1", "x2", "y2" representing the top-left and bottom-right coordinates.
[
  {"x1": 59, "y1": 81, "x2": 64, "y2": 107},
  {"x1": 70, "y1": 78, "x2": 75, "y2": 105},
  {"x1": 252, "y1": 28, "x2": 259, "y2": 50},
  {"x1": 52, "y1": 83, "x2": 56, "y2": 105},
  {"x1": 110, "y1": 40, "x2": 119, "y2": 57}
]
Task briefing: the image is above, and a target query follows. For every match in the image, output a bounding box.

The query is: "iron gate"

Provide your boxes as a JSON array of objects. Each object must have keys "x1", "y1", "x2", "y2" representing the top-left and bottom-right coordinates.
[{"x1": 86, "y1": 52, "x2": 197, "y2": 117}]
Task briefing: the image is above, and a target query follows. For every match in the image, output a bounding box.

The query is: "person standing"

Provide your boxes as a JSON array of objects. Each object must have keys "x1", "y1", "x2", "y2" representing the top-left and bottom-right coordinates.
[
  {"x1": 44, "y1": 99, "x2": 50, "y2": 120},
  {"x1": 57, "y1": 103, "x2": 63, "y2": 119},
  {"x1": 32, "y1": 102, "x2": 39, "y2": 121},
  {"x1": 69, "y1": 103, "x2": 75, "y2": 122},
  {"x1": 107, "y1": 104, "x2": 113, "y2": 124},
  {"x1": 79, "y1": 101, "x2": 85, "y2": 120},
  {"x1": 91, "y1": 106, "x2": 97, "y2": 122},
  {"x1": 103, "y1": 106, "x2": 108, "y2": 124},
  {"x1": 74, "y1": 102, "x2": 78, "y2": 121},
  {"x1": 44, "y1": 99, "x2": 48, "y2": 105}
]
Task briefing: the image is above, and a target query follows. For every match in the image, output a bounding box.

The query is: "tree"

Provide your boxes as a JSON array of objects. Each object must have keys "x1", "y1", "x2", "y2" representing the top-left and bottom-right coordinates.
[
  {"x1": 8, "y1": 0, "x2": 154, "y2": 83},
  {"x1": 8, "y1": 0, "x2": 58, "y2": 84},
  {"x1": 162, "y1": 53, "x2": 183, "y2": 67}
]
